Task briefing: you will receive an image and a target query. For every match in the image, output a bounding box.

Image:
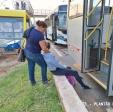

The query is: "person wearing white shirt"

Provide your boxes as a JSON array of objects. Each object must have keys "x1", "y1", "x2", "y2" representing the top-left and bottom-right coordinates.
[{"x1": 43, "y1": 42, "x2": 91, "y2": 89}]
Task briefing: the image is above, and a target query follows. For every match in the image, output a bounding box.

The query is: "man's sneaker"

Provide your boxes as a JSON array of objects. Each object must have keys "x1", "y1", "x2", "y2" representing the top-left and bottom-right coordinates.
[
  {"x1": 43, "y1": 80, "x2": 52, "y2": 84},
  {"x1": 83, "y1": 85, "x2": 92, "y2": 89}
]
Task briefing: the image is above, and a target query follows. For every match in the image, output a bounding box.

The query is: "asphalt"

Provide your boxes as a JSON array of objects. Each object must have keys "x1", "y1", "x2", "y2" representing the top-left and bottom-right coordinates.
[{"x1": 49, "y1": 40, "x2": 113, "y2": 112}]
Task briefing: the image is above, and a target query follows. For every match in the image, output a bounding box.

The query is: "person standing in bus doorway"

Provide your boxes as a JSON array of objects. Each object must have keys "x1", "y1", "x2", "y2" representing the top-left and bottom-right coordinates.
[
  {"x1": 43, "y1": 42, "x2": 91, "y2": 89},
  {"x1": 24, "y1": 20, "x2": 51, "y2": 85}
]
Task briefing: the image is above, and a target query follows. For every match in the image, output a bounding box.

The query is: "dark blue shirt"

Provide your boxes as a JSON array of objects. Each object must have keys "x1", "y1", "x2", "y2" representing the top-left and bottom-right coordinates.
[{"x1": 25, "y1": 28, "x2": 44, "y2": 53}]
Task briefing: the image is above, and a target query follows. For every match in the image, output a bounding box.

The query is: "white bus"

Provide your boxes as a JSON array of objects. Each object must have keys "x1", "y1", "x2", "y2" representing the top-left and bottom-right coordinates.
[
  {"x1": 67, "y1": 0, "x2": 113, "y2": 96},
  {"x1": 45, "y1": 5, "x2": 67, "y2": 45}
]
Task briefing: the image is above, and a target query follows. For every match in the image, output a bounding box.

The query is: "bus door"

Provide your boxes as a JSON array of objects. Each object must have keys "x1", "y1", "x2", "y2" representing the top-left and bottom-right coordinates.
[
  {"x1": 108, "y1": 29, "x2": 113, "y2": 96},
  {"x1": 52, "y1": 14, "x2": 57, "y2": 41},
  {"x1": 107, "y1": 0, "x2": 113, "y2": 96},
  {"x1": 82, "y1": 0, "x2": 105, "y2": 72}
]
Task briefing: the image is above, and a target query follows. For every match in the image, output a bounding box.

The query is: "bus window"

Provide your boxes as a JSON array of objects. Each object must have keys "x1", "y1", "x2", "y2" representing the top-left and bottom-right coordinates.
[
  {"x1": 14, "y1": 20, "x2": 23, "y2": 32},
  {"x1": 0, "y1": 18, "x2": 23, "y2": 39},
  {"x1": 109, "y1": 0, "x2": 112, "y2": 13},
  {"x1": 69, "y1": 0, "x2": 78, "y2": 17},
  {"x1": 69, "y1": 0, "x2": 83, "y2": 18},
  {"x1": 58, "y1": 13, "x2": 67, "y2": 30},
  {"x1": 46, "y1": 17, "x2": 52, "y2": 28},
  {"x1": 104, "y1": 0, "x2": 112, "y2": 14},
  {"x1": 13, "y1": 18, "x2": 23, "y2": 38},
  {"x1": 84, "y1": 30, "x2": 100, "y2": 69},
  {"x1": 0, "y1": 21, "x2": 13, "y2": 33},
  {"x1": 110, "y1": 0, "x2": 113, "y2": 7},
  {"x1": 87, "y1": 0, "x2": 102, "y2": 26},
  {"x1": 105, "y1": 0, "x2": 110, "y2": 6},
  {"x1": 77, "y1": 0, "x2": 83, "y2": 16},
  {"x1": 59, "y1": 5, "x2": 67, "y2": 11}
]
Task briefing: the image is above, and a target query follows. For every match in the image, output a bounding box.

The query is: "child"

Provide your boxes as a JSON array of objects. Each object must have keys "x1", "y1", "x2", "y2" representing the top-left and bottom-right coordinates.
[{"x1": 43, "y1": 42, "x2": 91, "y2": 89}]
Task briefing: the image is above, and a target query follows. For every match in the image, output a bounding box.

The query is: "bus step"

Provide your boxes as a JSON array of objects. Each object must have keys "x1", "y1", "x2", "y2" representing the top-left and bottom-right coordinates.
[{"x1": 87, "y1": 71, "x2": 107, "y2": 90}]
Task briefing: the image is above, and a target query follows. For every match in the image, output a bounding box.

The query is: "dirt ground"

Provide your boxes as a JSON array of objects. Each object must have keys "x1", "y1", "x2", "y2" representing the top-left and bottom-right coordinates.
[{"x1": 0, "y1": 52, "x2": 22, "y2": 75}]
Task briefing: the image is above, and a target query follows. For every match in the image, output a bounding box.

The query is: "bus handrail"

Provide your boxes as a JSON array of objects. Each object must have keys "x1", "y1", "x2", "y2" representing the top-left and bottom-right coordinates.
[
  {"x1": 104, "y1": 6, "x2": 113, "y2": 59},
  {"x1": 86, "y1": 0, "x2": 102, "y2": 18},
  {"x1": 84, "y1": 18, "x2": 103, "y2": 41}
]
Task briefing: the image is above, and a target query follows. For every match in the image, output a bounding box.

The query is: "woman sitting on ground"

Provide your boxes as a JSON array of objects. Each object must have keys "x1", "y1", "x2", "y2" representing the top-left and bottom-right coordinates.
[{"x1": 43, "y1": 42, "x2": 91, "y2": 89}]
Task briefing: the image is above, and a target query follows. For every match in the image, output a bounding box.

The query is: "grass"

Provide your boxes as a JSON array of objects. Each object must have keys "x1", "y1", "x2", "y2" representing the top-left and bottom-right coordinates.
[{"x1": 0, "y1": 63, "x2": 63, "y2": 112}]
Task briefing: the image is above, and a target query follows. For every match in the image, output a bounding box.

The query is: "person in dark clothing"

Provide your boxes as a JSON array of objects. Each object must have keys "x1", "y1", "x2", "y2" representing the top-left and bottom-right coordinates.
[
  {"x1": 24, "y1": 20, "x2": 51, "y2": 85},
  {"x1": 43, "y1": 42, "x2": 91, "y2": 89}
]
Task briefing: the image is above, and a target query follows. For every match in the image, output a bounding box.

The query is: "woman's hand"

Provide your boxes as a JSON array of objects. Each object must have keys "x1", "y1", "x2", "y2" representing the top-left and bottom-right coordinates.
[{"x1": 39, "y1": 40, "x2": 49, "y2": 53}]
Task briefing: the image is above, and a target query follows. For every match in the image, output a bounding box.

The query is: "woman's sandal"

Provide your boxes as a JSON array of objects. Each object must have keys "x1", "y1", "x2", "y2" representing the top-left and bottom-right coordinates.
[{"x1": 43, "y1": 80, "x2": 52, "y2": 84}]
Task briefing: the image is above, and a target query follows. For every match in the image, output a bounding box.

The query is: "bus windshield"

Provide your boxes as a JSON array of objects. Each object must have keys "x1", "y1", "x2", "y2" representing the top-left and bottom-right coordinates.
[{"x1": 58, "y1": 12, "x2": 67, "y2": 30}]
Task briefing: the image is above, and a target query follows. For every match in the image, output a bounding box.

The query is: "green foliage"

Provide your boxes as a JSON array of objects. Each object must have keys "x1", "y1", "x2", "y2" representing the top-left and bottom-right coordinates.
[{"x1": 0, "y1": 63, "x2": 63, "y2": 112}]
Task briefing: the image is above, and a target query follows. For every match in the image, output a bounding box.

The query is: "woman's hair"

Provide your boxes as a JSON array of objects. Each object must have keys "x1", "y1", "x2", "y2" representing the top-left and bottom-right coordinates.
[
  {"x1": 46, "y1": 42, "x2": 50, "y2": 49},
  {"x1": 36, "y1": 20, "x2": 47, "y2": 28}
]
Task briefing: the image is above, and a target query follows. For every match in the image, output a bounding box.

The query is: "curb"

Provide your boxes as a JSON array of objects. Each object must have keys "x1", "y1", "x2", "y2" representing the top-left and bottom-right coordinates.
[{"x1": 53, "y1": 75, "x2": 88, "y2": 112}]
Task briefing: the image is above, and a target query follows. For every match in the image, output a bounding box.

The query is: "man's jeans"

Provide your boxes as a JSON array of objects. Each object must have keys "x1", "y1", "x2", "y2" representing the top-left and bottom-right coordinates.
[{"x1": 24, "y1": 49, "x2": 48, "y2": 84}]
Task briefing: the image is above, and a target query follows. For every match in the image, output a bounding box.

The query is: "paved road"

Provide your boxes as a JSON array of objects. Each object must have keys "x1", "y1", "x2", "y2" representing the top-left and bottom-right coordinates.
[{"x1": 48, "y1": 40, "x2": 113, "y2": 112}]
